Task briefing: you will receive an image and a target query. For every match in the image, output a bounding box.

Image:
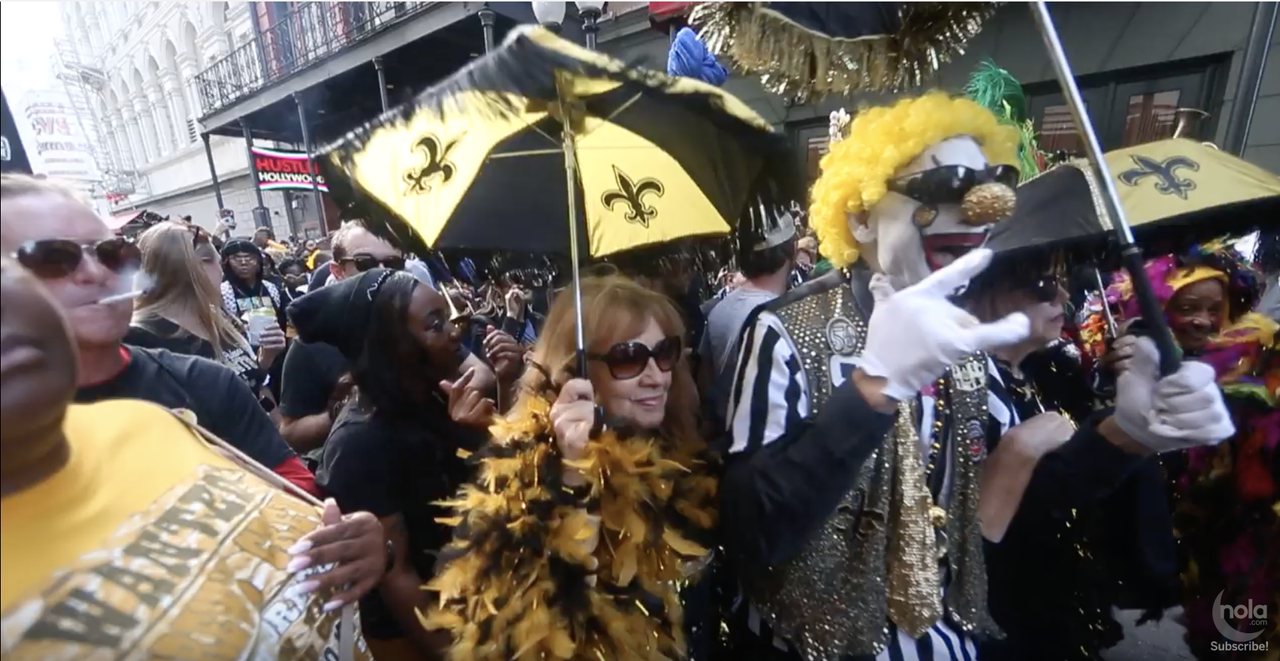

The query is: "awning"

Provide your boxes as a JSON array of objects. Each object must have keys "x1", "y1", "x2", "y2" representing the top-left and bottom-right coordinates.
[
  {"x1": 107, "y1": 210, "x2": 143, "y2": 230},
  {"x1": 649, "y1": 1, "x2": 694, "y2": 30}
]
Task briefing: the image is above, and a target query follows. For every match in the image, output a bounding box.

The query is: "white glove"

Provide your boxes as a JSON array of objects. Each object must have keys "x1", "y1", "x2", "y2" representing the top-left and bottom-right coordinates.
[
  {"x1": 859, "y1": 249, "x2": 1031, "y2": 401},
  {"x1": 1114, "y1": 335, "x2": 1235, "y2": 452}
]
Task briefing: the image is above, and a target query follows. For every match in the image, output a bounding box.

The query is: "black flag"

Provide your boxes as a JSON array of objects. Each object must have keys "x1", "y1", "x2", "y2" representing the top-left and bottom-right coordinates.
[{"x1": 1, "y1": 88, "x2": 33, "y2": 175}]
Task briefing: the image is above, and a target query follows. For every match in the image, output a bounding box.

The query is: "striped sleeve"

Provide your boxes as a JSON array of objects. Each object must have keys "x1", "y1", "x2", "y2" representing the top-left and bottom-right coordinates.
[{"x1": 726, "y1": 312, "x2": 810, "y2": 455}]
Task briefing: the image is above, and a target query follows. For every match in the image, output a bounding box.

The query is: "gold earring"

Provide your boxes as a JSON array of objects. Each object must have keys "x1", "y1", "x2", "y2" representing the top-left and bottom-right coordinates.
[{"x1": 912, "y1": 204, "x2": 939, "y2": 228}]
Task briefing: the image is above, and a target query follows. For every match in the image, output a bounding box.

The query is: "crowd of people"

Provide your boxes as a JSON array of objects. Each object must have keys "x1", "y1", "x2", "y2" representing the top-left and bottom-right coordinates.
[{"x1": 2, "y1": 93, "x2": 1277, "y2": 661}]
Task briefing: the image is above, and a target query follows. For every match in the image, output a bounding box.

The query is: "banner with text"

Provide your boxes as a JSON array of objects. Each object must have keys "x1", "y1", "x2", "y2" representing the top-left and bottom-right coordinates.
[{"x1": 251, "y1": 146, "x2": 329, "y2": 193}]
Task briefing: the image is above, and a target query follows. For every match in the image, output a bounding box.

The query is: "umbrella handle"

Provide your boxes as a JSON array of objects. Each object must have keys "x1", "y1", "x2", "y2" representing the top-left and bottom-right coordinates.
[
  {"x1": 1119, "y1": 246, "x2": 1183, "y2": 377},
  {"x1": 1030, "y1": 2, "x2": 1182, "y2": 377}
]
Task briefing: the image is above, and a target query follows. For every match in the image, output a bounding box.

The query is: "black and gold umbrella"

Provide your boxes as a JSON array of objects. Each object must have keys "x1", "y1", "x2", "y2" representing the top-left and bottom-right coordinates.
[
  {"x1": 319, "y1": 26, "x2": 794, "y2": 258},
  {"x1": 988, "y1": 139, "x2": 1280, "y2": 257},
  {"x1": 318, "y1": 25, "x2": 795, "y2": 369}
]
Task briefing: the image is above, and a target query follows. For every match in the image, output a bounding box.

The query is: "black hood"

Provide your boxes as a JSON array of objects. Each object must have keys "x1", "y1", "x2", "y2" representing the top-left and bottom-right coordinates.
[{"x1": 221, "y1": 238, "x2": 265, "y2": 285}]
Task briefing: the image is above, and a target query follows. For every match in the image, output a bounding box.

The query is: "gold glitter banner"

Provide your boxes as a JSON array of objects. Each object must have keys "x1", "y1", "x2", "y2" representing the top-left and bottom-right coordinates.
[{"x1": 692, "y1": 2, "x2": 999, "y2": 102}]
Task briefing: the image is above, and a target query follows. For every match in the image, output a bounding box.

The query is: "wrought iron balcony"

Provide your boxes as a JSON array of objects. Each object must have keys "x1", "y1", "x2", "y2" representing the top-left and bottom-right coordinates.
[{"x1": 194, "y1": 2, "x2": 435, "y2": 117}]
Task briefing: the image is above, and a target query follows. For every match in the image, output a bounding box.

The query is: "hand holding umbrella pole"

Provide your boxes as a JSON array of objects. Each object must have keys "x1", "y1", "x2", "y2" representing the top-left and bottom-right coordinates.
[{"x1": 1029, "y1": 2, "x2": 1181, "y2": 377}]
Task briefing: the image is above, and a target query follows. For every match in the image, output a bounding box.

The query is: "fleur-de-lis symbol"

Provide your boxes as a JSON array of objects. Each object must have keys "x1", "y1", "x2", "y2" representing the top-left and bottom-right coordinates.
[
  {"x1": 404, "y1": 134, "x2": 461, "y2": 195},
  {"x1": 1117, "y1": 155, "x2": 1200, "y2": 200},
  {"x1": 601, "y1": 165, "x2": 664, "y2": 228}
]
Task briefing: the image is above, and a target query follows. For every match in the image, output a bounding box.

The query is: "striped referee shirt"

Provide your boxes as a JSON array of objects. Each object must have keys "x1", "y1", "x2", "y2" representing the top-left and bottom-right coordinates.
[{"x1": 725, "y1": 309, "x2": 989, "y2": 661}]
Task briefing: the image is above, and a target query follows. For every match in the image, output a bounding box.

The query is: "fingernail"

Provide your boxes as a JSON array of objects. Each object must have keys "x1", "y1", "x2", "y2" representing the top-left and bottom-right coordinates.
[
  {"x1": 287, "y1": 556, "x2": 312, "y2": 572},
  {"x1": 286, "y1": 540, "x2": 312, "y2": 555},
  {"x1": 322, "y1": 599, "x2": 344, "y2": 612},
  {"x1": 288, "y1": 580, "x2": 320, "y2": 597}
]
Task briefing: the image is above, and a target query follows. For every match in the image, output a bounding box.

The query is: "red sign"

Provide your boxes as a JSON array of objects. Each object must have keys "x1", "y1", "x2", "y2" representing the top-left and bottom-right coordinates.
[
  {"x1": 250, "y1": 146, "x2": 329, "y2": 192},
  {"x1": 31, "y1": 116, "x2": 73, "y2": 136}
]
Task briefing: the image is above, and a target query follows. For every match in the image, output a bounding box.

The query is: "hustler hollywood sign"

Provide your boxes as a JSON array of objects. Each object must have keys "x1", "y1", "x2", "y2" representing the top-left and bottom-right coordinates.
[{"x1": 251, "y1": 146, "x2": 330, "y2": 193}]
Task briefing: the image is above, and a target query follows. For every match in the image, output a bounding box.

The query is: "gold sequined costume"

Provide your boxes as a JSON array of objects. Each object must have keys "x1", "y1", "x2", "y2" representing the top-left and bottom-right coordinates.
[{"x1": 735, "y1": 269, "x2": 1001, "y2": 660}]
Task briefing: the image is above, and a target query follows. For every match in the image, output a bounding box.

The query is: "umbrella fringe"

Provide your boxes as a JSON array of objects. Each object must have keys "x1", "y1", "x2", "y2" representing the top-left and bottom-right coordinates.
[{"x1": 692, "y1": 2, "x2": 998, "y2": 103}]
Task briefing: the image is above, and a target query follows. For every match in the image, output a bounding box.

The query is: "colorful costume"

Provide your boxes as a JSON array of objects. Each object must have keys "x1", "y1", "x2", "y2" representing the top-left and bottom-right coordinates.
[
  {"x1": 721, "y1": 92, "x2": 1025, "y2": 661},
  {"x1": 721, "y1": 88, "x2": 1238, "y2": 661},
  {"x1": 1106, "y1": 247, "x2": 1280, "y2": 660}
]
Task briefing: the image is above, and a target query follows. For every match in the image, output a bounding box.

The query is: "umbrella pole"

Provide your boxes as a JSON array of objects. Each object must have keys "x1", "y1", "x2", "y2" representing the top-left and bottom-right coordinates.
[
  {"x1": 561, "y1": 114, "x2": 589, "y2": 378},
  {"x1": 1029, "y1": 2, "x2": 1181, "y2": 377},
  {"x1": 1092, "y1": 267, "x2": 1119, "y2": 339}
]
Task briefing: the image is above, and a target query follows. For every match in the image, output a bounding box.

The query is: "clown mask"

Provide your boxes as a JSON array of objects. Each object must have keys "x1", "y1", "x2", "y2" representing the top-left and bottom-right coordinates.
[{"x1": 855, "y1": 137, "x2": 1018, "y2": 291}]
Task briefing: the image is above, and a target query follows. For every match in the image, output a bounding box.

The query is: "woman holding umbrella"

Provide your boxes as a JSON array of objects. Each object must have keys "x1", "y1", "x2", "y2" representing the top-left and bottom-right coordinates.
[
  {"x1": 1103, "y1": 245, "x2": 1279, "y2": 660},
  {"x1": 424, "y1": 272, "x2": 718, "y2": 661}
]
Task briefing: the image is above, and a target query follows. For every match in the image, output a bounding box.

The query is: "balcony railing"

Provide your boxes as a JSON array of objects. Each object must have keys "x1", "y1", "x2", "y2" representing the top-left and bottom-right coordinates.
[{"x1": 195, "y1": 2, "x2": 434, "y2": 118}]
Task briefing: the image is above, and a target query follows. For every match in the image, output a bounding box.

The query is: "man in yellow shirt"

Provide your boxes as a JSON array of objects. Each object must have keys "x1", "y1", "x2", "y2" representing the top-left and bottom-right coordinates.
[{"x1": 0, "y1": 255, "x2": 377, "y2": 660}]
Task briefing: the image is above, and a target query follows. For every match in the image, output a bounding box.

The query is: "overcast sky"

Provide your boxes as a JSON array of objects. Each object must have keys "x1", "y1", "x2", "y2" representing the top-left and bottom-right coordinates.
[{"x1": 1, "y1": 1, "x2": 63, "y2": 99}]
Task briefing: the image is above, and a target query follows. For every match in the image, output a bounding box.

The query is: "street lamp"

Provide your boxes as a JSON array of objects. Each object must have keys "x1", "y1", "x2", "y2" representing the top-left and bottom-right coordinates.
[
  {"x1": 576, "y1": 0, "x2": 605, "y2": 50},
  {"x1": 532, "y1": 1, "x2": 566, "y2": 34}
]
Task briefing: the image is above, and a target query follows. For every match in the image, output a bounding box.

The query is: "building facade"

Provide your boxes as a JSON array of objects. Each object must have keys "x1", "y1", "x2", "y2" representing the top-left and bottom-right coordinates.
[{"x1": 58, "y1": 1, "x2": 299, "y2": 237}]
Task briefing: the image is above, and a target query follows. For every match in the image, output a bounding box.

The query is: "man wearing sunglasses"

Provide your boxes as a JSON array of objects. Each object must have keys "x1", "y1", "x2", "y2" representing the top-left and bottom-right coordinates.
[
  {"x1": 0, "y1": 174, "x2": 318, "y2": 498},
  {"x1": 279, "y1": 223, "x2": 398, "y2": 456}
]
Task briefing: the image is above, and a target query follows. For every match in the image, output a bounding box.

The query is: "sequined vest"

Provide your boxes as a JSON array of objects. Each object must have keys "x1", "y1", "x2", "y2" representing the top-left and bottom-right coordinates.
[{"x1": 741, "y1": 268, "x2": 1001, "y2": 660}]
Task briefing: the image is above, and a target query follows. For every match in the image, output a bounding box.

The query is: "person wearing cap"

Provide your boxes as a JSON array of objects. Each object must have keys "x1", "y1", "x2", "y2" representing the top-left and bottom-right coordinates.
[
  {"x1": 288, "y1": 269, "x2": 494, "y2": 661},
  {"x1": 219, "y1": 238, "x2": 288, "y2": 332},
  {"x1": 698, "y1": 204, "x2": 797, "y2": 438}
]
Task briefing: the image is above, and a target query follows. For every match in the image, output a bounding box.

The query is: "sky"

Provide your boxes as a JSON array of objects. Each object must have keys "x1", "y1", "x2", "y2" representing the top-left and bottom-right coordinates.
[{"x1": 1, "y1": 1, "x2": 63, "y2": 99}]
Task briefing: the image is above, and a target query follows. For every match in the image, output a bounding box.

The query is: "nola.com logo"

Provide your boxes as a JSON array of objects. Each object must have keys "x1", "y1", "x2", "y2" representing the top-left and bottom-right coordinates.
[{"x1": 1212, "y1": 590, "x2": 1270, "y2": 653}]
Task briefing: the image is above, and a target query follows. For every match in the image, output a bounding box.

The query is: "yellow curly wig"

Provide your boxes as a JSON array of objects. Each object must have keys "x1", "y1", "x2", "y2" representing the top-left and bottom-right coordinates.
[{"x1": 809, "y1": 91, "x2": 1021, "y2": 269}]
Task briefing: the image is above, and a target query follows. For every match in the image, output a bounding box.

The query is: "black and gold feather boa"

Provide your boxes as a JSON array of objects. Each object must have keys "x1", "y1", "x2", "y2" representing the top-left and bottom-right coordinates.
[{"x1": 422, "y1": 392, "x2": 719, "y2": 661}]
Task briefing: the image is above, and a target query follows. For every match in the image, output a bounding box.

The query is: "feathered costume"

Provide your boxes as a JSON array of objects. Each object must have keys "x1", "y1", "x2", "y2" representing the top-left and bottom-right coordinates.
[
  {"x1": 962, "y1": 60, "x2": 1047, "y2": 181},
  {"x1": 424, "y1": 390, "x2": 718, "y2": 661},
  {"x1": 1103, "y1": 243, "x2": 1279, "y2": 660}
]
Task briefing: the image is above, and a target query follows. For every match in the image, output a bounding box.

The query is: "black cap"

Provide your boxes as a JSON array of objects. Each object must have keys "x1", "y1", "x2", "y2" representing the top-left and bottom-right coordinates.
[
  {"x1": 287, "y1": 268, "x2": 400, "y2": 361},
  {"x1": 221, "y1": 238, "x2": 260, "y2": 259}
]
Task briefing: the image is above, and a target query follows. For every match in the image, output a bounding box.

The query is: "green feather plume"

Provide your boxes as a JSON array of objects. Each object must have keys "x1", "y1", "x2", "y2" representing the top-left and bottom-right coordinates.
[{"x1": 965, "y1": 60, "x2": 1045, "y2": 181}]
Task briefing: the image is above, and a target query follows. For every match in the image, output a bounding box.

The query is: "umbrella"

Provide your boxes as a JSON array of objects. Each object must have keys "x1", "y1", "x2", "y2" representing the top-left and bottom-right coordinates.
[
  {"x1": 987, "y1": 139, "x2": 1280, "y2": 257},
  {"x1": 318, "y1": 25, "x2": 796, "y2": 369},
  {"x1": 692, "y1": 2, "x2": 997, "y2": 101}
]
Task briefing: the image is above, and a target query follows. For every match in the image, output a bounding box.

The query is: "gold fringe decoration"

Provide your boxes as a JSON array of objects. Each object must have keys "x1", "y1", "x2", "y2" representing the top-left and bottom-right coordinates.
[
  {"x1": 693, "y1": 2, "x2": 999, "y2": 102},
  {"x1": 423, "y1": 393, "x2": 719, "y2": 661}
]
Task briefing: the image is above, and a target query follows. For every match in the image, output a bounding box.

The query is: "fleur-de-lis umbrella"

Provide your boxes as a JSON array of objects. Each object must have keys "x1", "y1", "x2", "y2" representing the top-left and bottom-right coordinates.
[
  {"x1": 318, "y1": 26, "x2": 795, "y2": 371},
  {"x1": 987, "y1": 139, "x2": 1279, "y2": 256}
]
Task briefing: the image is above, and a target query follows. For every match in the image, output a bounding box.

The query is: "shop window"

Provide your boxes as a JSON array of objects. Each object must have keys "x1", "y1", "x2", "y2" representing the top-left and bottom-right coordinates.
[{"x1": 1025, "y1": 56, "x2": 1228, "y2": 157}]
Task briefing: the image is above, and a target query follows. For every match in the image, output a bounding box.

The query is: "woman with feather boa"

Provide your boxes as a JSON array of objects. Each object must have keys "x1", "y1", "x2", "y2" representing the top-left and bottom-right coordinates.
[{"x1": 424, "y1": 272, "x2": 719, "y2": 661}]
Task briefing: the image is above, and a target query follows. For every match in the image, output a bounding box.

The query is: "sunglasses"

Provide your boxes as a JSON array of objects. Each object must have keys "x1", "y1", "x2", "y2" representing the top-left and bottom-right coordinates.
[
  {"x1": 340, "y1": 254, "x2": 406, "y2": 272},
  {"x1": 588, "y1": 335, "x2": 682, "y2": 380},
  {"x1": 13, "y1": 237, "x2": 141, "y2": 280},
  {"x1": 1022, "y1": 274, "x2": 1064, "y2": 303},
  {"x1": 888, "y1": 164, "x2": 1020, "y2": 206},
  {"x1": 189, "y1": 225, "x2": 210, "y2": 247}
]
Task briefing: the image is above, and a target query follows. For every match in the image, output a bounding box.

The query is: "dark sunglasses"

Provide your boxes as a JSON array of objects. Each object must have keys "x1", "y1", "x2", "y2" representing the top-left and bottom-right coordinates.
[
  {"x1": 1022, "y1": 274, "x2": 1064, "y2": 303},
  {"x1": 340, "y1": 254, "x2": 406, "y2": 272},
  {"x1": 588, "y1": 335, "x2": 682, "y2": 380},
  {"x1": 13, "y1": 237, "x2": 141, "y2": 279},
  {"x1": 887, "y1": 164, "x2": 1020, "y2": 206},
  {"x1": 189, "y1": 225, "x2": 210, "y2": 247}
]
